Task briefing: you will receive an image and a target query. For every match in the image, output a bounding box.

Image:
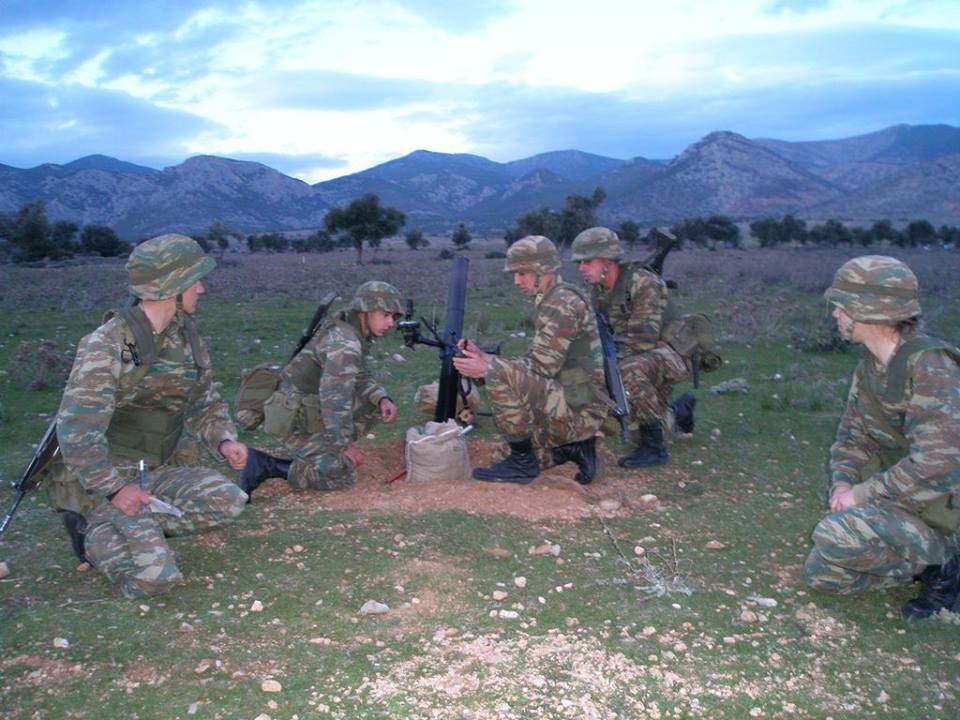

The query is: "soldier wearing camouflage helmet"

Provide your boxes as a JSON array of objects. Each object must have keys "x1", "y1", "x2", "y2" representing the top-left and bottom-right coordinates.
[
  {"x1": 52, "y1": 234, "x2": 249, "y2": 599},
  {"x1": 572, "y1": 227, "x2": 694, "y2": 468},
  {"x1": 804, "y1": 255, "x2": 960, "y2": 619},
  {"x1": 240, "y1": 281, "x2": 404, "y2": 496},
  {"x1": 453, "y1": 236, "x2": 607, "y2": 484}
]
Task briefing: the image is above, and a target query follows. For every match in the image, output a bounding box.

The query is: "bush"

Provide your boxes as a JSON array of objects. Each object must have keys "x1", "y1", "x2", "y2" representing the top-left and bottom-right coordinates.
[{"x1": 8, "y1": 339, "x2": 73, "y2": 390}]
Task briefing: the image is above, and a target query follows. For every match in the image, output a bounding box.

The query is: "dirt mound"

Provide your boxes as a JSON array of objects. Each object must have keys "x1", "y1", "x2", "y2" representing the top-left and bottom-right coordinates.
[{"x1": 251, "y1": 440, "x2": 689, "y2": 521}]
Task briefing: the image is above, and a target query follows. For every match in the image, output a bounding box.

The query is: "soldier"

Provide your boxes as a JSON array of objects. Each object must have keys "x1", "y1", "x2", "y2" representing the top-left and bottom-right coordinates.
[
  {"x1": 453, "y1": 235, "x2": 607, "y2": 484},
  {"x1": 53, "y1": 234, "x2": 249, "y2": 599},
  {"x1": 239, "y1": 281, "x2": 402, "y2": 497},
  {"x1": 571, "y1": 226, "x2": 694, "y2": 468},
  {"x1": 803, "y1": 256, "x2": 960, "y2": 619}
]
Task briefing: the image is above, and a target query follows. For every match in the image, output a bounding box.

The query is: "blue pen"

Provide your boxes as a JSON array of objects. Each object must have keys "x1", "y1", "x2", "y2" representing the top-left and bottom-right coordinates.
[{"x1": 138, "y1": 459, "x2": 145, "y2": 512}]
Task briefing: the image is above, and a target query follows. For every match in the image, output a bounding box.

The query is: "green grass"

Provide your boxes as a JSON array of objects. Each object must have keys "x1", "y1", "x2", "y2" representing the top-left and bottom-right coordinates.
[{"x1": 2, "y1": 249, "x2": 960, "y2": 719}]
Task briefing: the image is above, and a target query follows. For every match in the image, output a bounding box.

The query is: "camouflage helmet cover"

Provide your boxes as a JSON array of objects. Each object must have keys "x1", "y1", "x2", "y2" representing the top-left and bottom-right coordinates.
[
  {"x1": 824, "y1": 255, "x2": 920, "y2": 323},
  {"x1": 504, "y1": 235, "x2": 561, "y2": 274},
  {"x1": 570, "y1": 226, "x2": 623, "y2": 261},
  {"x1": 127, "y1": 234, "x2": 216, "y2": 300},
  {"x1": 351, "y1": 280, "x2": 404, "y2": 316}
]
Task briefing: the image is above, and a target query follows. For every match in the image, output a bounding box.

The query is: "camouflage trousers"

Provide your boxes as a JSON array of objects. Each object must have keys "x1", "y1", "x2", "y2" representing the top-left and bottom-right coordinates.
[
  {"x1": 802, "y1": 501, "x2": 952, "y2": 595},
  {"x1": 486, "y1": 360, "x2": 606, "y2": 466},
  {"x1": 84, "y1": 466, "x2": 247, "y2": 599},
  {"x1": 282, "y1": 402, "x2": 381, "y2": 490},
  {"x1": 620, "y1": 343, "x2": 689, "y2": 427}
]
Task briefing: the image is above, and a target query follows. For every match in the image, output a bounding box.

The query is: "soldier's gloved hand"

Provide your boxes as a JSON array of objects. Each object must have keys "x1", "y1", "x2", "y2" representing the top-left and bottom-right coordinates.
[
  {"x1": 344, "y1": 444, "x2": 365, "y2": 469},
  {"x1": 219, "y1": 440, "x2": 248, "y2": 470},
  {"x1": 111, "y1": 484, "x2": 152, "y2": 517},
  {"x1": 379, "y1": 398, "x2": 398, "y2": 424}
]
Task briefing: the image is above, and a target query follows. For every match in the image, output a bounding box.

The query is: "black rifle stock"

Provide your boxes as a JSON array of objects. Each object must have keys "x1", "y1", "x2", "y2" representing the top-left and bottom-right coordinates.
[
  {"x1": 1, "y1": 418, "x2": 60, "y2": 534},
  {"x1": 595, "y1": 310, "x2": 630, "y2": 443},
  {"x1": 289, "y1": 291, "x2": 339, "y2": 362}
]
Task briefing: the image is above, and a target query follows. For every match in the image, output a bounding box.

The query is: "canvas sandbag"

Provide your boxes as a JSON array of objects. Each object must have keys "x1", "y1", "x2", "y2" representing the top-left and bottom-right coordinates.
[
  {"x1": 414, "y1": 382, "x2": 480, "y2": 417},
  {"x1": 404, "y1": 420, "x2": 471, "y2": 482}
]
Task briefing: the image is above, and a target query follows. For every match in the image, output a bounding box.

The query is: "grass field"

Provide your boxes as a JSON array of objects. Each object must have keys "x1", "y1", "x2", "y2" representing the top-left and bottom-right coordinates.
[{"x1": 1, "y1": 243, "x2": 959, "y2": 719}]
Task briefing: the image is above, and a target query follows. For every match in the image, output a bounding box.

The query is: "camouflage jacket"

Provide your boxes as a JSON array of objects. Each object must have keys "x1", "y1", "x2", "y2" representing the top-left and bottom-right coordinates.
[
  {"x1": 56, "y1": 307, "x2": 237, "y2": 498},
  {"x1": 278, "y1": 311, "x2": 388, "y2": 447},
  {"x1": 489, "y1": 276, "x2": 605, "y2": 407},
  {"x1": 832, "y1": 330, "x2": 960, "y2": 512},
  {"x1": 593, "y1": 262, "x2": 670, "y2": 354}
]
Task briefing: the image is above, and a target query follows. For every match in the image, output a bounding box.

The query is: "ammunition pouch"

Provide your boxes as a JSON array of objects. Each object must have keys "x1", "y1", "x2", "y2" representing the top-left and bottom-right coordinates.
[
  {"x1": 106, "y1": 407, "x2": 184, "y2": 467},
  {"x1": 920, "y1": 493, "x2": 960, "y2": 536},
  {"x1": 46, "y1": 460, "x2": 97, "y2": 516},
  {"x1": 263, "y1": 387, "x2": 302, "y2": 438},
  {"x1": 234, "y1": 362, "x2": 282, "y2": 430}
]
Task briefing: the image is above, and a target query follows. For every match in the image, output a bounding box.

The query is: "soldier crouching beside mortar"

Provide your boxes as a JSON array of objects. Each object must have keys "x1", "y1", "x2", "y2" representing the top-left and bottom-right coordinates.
[
  {"x1": 52, "y1": 235, "x2": 249, "y2": 599},
  {"x1": 239, "y1": 282, "x2": 402, "y2": 498},
  {"x1": 571, "y1": 227, "x2": 694, "y2": 468},
  {"x1": 803, "y1": 256, "x2": 960, "y2": 619},
  {"x1": 453, "y1": 235, "x2": 607, "y2": 485}
]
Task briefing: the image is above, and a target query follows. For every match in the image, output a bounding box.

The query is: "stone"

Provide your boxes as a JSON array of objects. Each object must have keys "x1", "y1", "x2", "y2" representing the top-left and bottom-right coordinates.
[
  {"x1": 250, "y1": 600, "x2": 264, "y2": 612},
  {"x1": 704, "y1": 540, "x2": 726, "y2": 550},
  {"x1": 53, "y1": 637, "x2": 70, "y2": 648},
  {"x1": 360, "y1": 600, "x2": 389, "y2": 615},
  {"x1": 261, "y1": 679, "x2": 282, "y2": 693},
  {"x1": 598, "y1": 499, "x2": 621, "y2": 512},
  {"x1": 492, "y1": 590, "x2": 508, "y2": 601},
  {"x1": 740, "y1": 610, "x2": 758, "y2": 624},
  {"x1": 513, "y1": 576, "x2": 527, "y2": 588},
  {"x1": 498, "y1": 610, "x2": 520, "y2": 619}
]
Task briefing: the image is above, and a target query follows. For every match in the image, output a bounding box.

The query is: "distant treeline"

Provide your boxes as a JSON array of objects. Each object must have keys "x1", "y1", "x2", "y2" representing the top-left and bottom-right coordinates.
[{"x1": 3, "y1": 197, "x2": 959, "y2": 265}]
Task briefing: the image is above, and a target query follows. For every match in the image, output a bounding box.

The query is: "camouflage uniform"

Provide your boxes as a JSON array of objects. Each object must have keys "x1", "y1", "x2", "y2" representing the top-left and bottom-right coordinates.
[
  {"x1": 803, "y1": 256, "x2": 960, "y2": 600},
  {"x1": 485, "y1": 237, "x2": 607, "y2": 465},
  {"x1": 54, "y1": 235, "x2": 247, "y2": 598},
  {"x1": 262, "y1": 282, "x2": 401, "y2": 490},
  {"x1": 573, "y1": 228, "x2": 689, "y2": 428}
]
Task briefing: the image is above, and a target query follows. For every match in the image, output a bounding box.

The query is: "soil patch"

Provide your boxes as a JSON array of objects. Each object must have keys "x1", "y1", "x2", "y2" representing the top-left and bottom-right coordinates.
[{"x1": 251, "y1": 440, "x2": 686, "y2": 521}]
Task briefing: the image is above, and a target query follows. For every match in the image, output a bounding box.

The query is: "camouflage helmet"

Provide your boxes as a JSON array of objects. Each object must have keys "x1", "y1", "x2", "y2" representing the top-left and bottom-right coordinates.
[
  {"x1": 504, "y1": 235, "x2": 561, "y2": 274},
  {"x1": 126, "y1": 234, "x2": 216, "y2": 300},
  {"x1": 824, "y1": 255, "x2": 920, "y2": 323},
  {"x1": 351, "y1": 281, "x2": 404, "y2": 316},
  {"x1": 570, "y1": 227, "x2": 622, "y2": 262}
]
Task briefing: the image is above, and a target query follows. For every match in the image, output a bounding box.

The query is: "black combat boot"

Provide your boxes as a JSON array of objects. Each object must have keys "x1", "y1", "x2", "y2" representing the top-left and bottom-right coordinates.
[
  {"x1": 670, "y1": 392, "x2": 696, "y2": 434},
  {"x1": 618, "y1": 423, "x2": 668, "y2": 468},
  {"x1": 473, "y1": 438, "x2": 540, "y2": 484},
  {"x1": 61, "y1": 510, "x2": 87, "y2": 562},
  {"x1": 552, "y1": 437, "x2": 598, "y2": 485},
  {"x1": 902, "y1": 554, "x2": 960, "y2": 620},
  {"x1": 239, "y1": 448, "x2": 292, "y2": 501}
]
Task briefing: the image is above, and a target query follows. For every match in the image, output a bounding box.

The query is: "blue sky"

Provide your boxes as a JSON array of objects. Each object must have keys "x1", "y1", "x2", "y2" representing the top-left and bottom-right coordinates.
[{"x1": 1, "y1": 0, "x2": 958, "y2": 182}]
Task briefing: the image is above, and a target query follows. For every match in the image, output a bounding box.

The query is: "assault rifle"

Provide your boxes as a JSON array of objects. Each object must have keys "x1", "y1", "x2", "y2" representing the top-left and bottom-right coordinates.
[
  {"x1": 398, "y1": 256, "x2": 499, "y2": 422},
  {"x1": 596, "y1": 310, "x2": 630, "y2": 442},
  {"x1": 289, "y1": 291, "x2": 340, "y2": 362},
  {"x1": 0, "y1": 418, "x2": 60, "y2": 535}
]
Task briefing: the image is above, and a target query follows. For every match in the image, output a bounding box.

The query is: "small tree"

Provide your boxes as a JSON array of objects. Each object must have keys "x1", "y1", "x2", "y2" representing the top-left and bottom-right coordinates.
[
  {"x1": 904, "y1": 219, "x2": 936, "y2": 247},
  {"x1": 10, "y1": 201, "x2": 75, "y2": 262},
  {"x1": 617, "y1": 220, "x2": 640, "y2": 248},
  {"x1": 324, "y1": 194, "x2": 405, "y2": 264},
  {"x1": 81, "y1": 224, "x2": 129, "y2": 256},
  {"x1": 405, "y1": 228, "x2": 429, "y2": 250},
  {"x1": 451, "y1": 223, "x2": 471, "y2": 250}
]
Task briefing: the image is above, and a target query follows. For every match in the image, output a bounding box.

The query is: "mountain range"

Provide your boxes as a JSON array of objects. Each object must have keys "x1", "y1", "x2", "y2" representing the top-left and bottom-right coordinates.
[{"x1": 1, "y1": 124, "x2": 958, "y2": 239}]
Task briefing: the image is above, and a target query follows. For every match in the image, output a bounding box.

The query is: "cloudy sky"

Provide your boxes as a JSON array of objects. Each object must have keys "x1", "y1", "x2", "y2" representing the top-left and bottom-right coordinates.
[{"x1": 2, "y1": 0, "x2": 958, "y2": 182}]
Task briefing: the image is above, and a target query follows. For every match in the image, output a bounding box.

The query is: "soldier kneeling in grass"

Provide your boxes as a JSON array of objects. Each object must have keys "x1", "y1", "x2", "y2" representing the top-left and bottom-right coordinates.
[
  {"x1": 453, "y1": 236, "x2": 607, "y2": 485},
  {"x1": 239, "y1": 282, "x2": 402, "y2": 497},
  {"x1": 804, "y1": 256, "x2": 960, "y2": 619}
]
